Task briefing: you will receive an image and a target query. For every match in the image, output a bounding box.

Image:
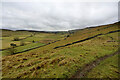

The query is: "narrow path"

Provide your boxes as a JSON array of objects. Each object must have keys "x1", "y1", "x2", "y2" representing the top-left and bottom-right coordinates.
[{"x1": 71, "y1": 50, "x2": 119, "y2": 78}]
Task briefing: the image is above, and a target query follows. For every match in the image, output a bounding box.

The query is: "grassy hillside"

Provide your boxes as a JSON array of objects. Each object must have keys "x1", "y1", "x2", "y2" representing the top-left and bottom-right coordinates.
[
  {"x1": 87, "y1": 53, "x2": 119, "y2": 78},
  {"x1": 2, "y1": 22, "x2": 119, "y2": 78},
  {"x1": 1, "y1": 30, "x2": 68, "y2": 56}
]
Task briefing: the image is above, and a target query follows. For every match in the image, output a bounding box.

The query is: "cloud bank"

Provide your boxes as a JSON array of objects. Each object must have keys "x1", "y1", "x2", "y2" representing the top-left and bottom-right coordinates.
[{"x1": 1, "y1": 1, "x2": 118, "y2": 31}]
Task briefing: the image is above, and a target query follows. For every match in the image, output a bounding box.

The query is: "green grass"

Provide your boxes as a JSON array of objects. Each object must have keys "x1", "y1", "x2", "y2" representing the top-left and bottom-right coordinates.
[
  {"x1": 2, "y1": 31, "x2": 119, "y2": 78},
  {"x1": 1, "y1": 30, "x2": 67, "y2": 56},
  {"x1": 87, "y1": 54, "x2": 119, "y2": 78},
  {"x1": 2, "y1": 22, "x2": 119, "y2": 78},
  {"x1": 1, "y1": 30, "x2": 67, "y2": 50},
  {"x1": 2, "y1": 42, "x2": 45, "y2": 56}
]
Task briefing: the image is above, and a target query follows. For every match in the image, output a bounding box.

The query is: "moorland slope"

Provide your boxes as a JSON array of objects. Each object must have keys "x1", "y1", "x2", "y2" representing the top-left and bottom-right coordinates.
[{"x1": 2, "y1": 22, "x2": 120, "y2": 78}]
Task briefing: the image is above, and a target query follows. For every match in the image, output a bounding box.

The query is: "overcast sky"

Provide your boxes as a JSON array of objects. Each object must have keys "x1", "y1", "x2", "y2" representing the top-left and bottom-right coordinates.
[{"x1": 1, "y1": 0, "x2": 119, "y2": 31}]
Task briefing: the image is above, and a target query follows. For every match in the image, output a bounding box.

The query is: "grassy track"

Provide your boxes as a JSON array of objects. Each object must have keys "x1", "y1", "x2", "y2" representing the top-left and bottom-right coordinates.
[
  {"x1": 87, "y1": 53, "x2": 119, "y2": 78},
  {"x1": 72, "y1": 50, "x2": 119, "y2": 78}
]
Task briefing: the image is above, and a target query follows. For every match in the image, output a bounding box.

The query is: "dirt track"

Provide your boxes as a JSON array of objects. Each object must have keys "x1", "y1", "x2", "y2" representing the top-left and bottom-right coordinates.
[{"x1": 71, "y1": 50, "x2": 119, "y2": 78}]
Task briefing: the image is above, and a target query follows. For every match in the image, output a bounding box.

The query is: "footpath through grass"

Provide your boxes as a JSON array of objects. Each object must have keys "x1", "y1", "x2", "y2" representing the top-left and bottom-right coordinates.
[
  {"x1": 2, "y1": 32, "x2": 119, "y2": 78},
  {"x1": 87, "y1": 53, "x2": 119, "y2": 78},
  {"x1": 2, "y1": 22, "x2": 119, "y2": 78}
]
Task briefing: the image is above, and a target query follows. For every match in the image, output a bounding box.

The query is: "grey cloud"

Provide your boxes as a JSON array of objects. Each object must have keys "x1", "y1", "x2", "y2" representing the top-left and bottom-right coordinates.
[{"x1": 1, "y1": 2, "x2": 118, "y2": 31}]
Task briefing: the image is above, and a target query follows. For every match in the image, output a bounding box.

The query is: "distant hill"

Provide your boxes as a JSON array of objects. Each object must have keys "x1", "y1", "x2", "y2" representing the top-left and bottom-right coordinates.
[{"x1": 1, "y1": 21, "x2": 119, "y2": 33}]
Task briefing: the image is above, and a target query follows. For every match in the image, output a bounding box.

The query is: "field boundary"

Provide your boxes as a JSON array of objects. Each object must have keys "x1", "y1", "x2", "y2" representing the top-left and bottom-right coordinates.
[
  {"x1": 3, "y1": 39, "x2": 61, "y2": 55},
  {"x1": 0, "y1": 34, "x2": 34, "y2": 51},
  {"x1": 54, "y1": 30, "x2": 120, "y2": 49}
]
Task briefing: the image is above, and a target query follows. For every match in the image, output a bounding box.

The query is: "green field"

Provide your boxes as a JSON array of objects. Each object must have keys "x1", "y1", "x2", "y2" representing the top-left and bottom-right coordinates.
[
  {"x1": 2, "y1": 22, "x2": 120, "y2": 78},
  {"x1": 1, "y1": 30, "x2": 68, "y2": 56},
  {"x1": 2, "y1": 42, "x2": 45, "y2": 56},
  {"x1": 87, "y1": 53, "x2": 119, "y2": 78}
]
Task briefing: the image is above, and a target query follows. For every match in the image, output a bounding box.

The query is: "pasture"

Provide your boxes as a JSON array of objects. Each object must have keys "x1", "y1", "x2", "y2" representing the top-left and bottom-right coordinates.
[
  {"x1": 2, "y1": 22, "x2": 120, "y2": 78},
  {"x1": 1, "y1": 30, "x2": 68, "y2": 56}
]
